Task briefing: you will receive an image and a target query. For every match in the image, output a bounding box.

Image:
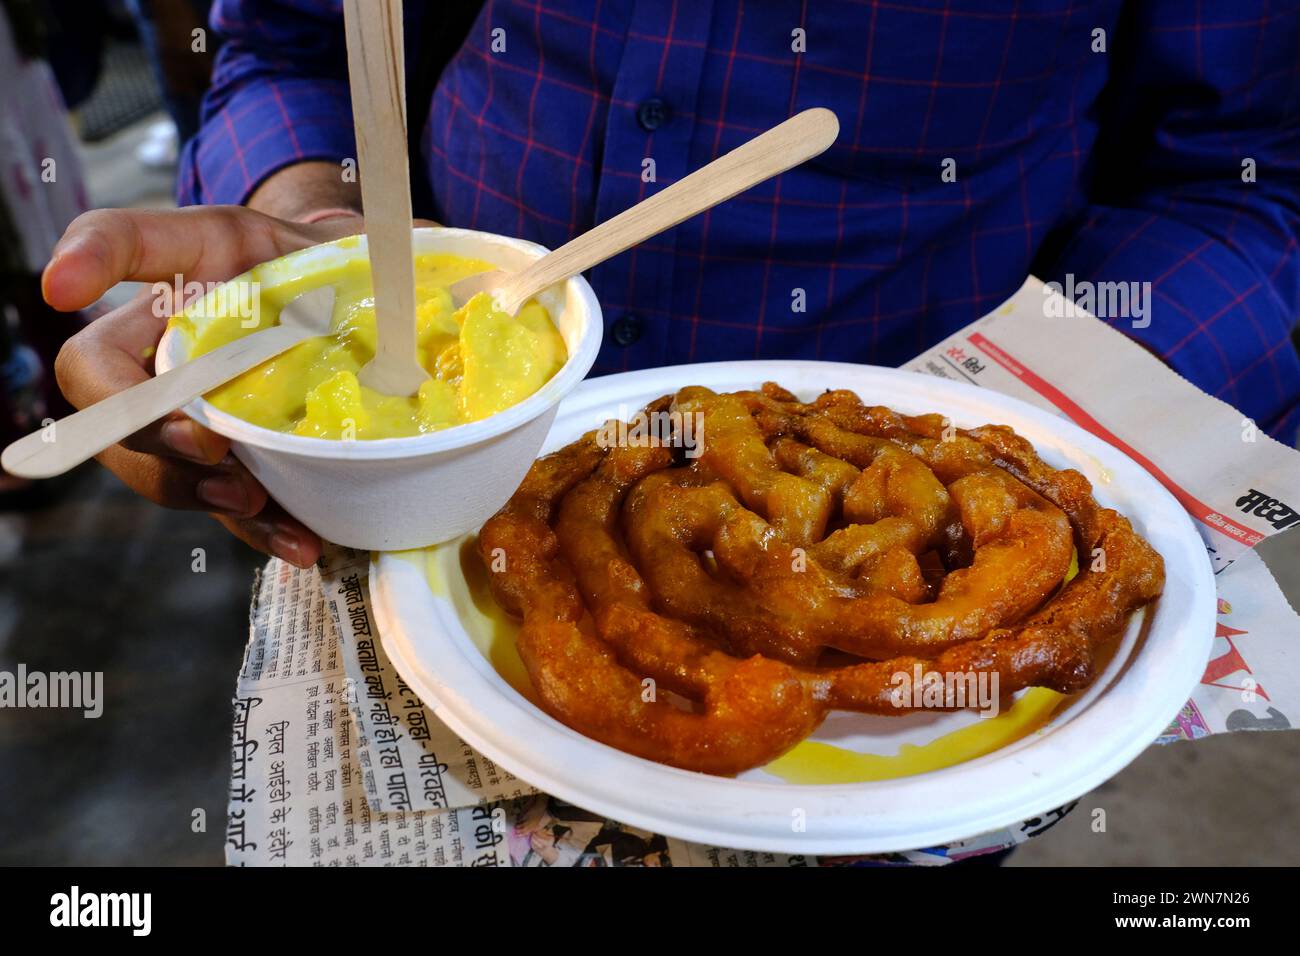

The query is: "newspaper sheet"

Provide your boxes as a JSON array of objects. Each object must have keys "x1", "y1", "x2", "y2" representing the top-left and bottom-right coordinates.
[{"x1": 226, "y1": 560, "x2": 514, "y2": 866}]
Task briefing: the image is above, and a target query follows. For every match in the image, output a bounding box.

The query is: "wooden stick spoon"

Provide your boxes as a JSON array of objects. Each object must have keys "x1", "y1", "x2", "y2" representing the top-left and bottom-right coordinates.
[
  {"x1": 1, "y1": 286, "x2": 336, "y2": 480},
  {"x1": 448, "y1": 108, "x2": 841, "y2": 314},
  {"x1": 343, "y1": 0, "x2": 428, "y2": 397}
]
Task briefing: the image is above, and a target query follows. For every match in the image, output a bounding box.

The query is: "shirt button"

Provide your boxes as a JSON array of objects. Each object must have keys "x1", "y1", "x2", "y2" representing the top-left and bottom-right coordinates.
[
  {"x1": 636, "y1": 97, "x2": 670, "y2": 132},
  {"x1": 610, "y1": 313, "x2": 644, "y2": 346}
]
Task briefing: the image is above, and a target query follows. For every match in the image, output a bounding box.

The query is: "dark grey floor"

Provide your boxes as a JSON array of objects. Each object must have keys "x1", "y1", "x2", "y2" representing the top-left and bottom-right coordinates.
[
  {"x1": 0, "y1": 466, "x2": 261, "y2": 865},
  {"x1": 1009, "y1": 729, "x2": 1300, "y2": 866}
]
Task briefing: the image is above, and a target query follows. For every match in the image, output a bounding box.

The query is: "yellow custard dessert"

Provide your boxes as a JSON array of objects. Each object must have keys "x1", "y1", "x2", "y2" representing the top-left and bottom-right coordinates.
[{"x1": 177, "y1": 249, "x2": 567, "y2": 440}]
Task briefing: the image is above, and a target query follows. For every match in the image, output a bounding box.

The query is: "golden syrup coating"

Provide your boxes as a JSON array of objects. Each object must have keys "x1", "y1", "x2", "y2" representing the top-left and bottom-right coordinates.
[{"x1": 478, "y1": 384, "x2": 1165, "y2": 775}]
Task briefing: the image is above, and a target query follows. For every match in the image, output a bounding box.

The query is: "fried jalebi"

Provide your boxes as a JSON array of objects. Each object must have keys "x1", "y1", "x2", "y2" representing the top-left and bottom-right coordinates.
[{"x1": 478, "y1": 383, "x2": 1165, "y2": 775}]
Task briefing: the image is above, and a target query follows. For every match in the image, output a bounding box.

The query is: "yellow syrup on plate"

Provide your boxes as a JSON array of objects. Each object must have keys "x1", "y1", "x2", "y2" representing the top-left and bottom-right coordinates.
[{"x1": 763, "y1": 688, "x2": 1064, "y2": 784}]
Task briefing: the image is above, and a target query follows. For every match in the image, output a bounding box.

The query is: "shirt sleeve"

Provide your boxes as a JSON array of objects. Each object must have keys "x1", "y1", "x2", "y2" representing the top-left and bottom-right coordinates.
[
  {"x1": 177, "y1": 0, "x2": 355, "y2": 208},
  {"x1": 1038, "y1": 2, "x2": 1300, "y2": 440}
]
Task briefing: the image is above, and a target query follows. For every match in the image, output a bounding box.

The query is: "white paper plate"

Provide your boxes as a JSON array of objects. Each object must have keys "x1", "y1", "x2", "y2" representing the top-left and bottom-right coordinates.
[{"x1": 369, "y1": 361, "x2": 1215, "y2": 854}]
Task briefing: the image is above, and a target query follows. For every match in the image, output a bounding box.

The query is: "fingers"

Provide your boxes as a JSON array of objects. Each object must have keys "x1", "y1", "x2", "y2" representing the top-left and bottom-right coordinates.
[
  {"x1": 53, "y1": 287, "x2": 233, "y2": 465},
  {"x1": 46, "y1": 207, "x2": 243, "y2": 310},
  {"x1": 213, "y1": 505, "x2": 323, "y2": 570},
  {"x1": 119, "y1": 414, "x2": 230, "y2": 464},
  {"x1": 54, "y1": 292, "x2": 165, "y2": 408},
  {"x1": 42, "y1": 205, "x2": 320, "y2": 312},
  {"x1": 97, "y1": 444, "x2": 268, "y2": 517},
  {"x1": 100, "y1": 441, "x2": 320, "y2": 569},
  {"x1": 38, "y1": 204, "x2": 365, "y2": 570}
]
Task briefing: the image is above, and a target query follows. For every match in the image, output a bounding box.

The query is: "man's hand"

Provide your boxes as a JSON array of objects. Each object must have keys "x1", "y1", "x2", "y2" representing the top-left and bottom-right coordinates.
[{"x1": 42, "y1": 205, "x2": 369, "y2": 568}]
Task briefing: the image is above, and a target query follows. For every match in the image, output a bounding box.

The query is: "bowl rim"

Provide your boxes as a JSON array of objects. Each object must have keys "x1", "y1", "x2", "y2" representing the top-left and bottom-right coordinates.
[{"x1": 154, "y1": 226, "x2": 604, "y2": 461}]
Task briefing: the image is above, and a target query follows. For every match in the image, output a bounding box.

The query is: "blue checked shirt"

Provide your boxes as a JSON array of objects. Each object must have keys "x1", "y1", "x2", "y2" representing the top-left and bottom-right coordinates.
[{"x1": 180, "y1": 0, "x2": 1300, "y2": 441}]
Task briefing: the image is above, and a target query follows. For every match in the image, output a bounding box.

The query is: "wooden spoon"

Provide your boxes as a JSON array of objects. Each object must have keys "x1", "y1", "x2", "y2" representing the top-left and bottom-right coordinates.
[
  {"x1": 343, "y1": 0, "x2": 428, "y2": 397},
  {"x1": 1, "y1": 286, "x2": 336, "y2": 480},
  {"x1": 448, "y1": 108, "x2": 841, "y2": 314}
]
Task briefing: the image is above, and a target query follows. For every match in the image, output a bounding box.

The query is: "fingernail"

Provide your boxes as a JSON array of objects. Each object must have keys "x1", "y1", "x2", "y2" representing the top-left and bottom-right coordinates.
[
  {"x1": 167, "y1": 420, "x2": 226, "y2": 463},
  {"x1": 197, "y1": 475, "x2": 249, "y2": 513},
  {"x1": 270, "y1": 530, "x2": 304, "y2": 567},
  {"x1": 162, "y1": 420, "x2": 207, "y2": 461}
]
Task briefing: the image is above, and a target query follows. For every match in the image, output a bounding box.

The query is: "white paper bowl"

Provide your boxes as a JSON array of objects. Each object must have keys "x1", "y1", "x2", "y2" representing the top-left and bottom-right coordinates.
[{"x1": 155, "y1": 227, "x2": 603, "y2": 550}]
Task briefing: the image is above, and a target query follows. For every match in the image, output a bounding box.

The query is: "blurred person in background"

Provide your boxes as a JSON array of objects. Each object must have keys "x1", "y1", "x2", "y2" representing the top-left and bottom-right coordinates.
[
  {"x1": 0, "y1": 0, "x2": 89, "y2": 498},
  {"x1": 125, "y1": 0, "x2": 219, "y2": 167}
]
